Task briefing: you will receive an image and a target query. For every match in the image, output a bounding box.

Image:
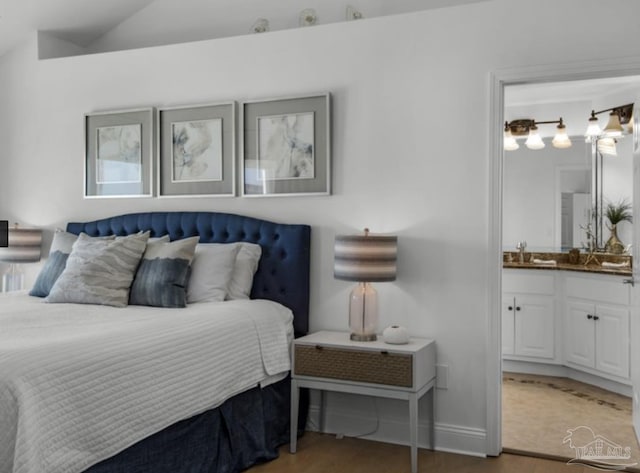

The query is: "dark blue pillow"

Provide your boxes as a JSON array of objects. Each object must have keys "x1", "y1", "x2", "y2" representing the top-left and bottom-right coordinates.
[
  {"x1": 29, "y1": 250, "x2": 69, "y2": 297},
  {"x1": 129, "y1": 237, "x2": 199, "y2": 308},
  {"x1": 30, "y1": 231, "x2": 80, "y2": 297}
]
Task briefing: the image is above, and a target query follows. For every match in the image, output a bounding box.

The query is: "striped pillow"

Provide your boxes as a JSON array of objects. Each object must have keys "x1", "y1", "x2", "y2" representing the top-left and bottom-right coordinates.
[
  {"x1": 129, "y1": 236, "x2": 199, "y2": 308},
  {"x1": 30, "y1": 231, "x2": 115, "y2": 297},
  {"x1": 45, "y1": 232, "x2": 149, "y2": 307}
]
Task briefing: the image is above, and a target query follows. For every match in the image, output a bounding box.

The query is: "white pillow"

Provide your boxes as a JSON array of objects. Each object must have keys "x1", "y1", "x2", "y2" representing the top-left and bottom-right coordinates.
[
  {"x1": 227, "y1": 242, "x2": 262, "y2": 300},
  {"x1": 187, "y1": 243, "x2": 240, "y2": 303}
]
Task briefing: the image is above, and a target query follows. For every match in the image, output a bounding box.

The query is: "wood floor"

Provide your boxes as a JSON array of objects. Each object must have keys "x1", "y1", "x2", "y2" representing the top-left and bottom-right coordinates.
[{"x1": 249, "y1": 432, "x2": 595, "y2": 473}]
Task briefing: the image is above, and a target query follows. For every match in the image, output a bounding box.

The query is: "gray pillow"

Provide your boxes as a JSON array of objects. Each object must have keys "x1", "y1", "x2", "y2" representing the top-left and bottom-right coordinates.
[
  {"x1": 187, "y1": 243, "x2": 240, "y2": 303},
  {"x1": 45, "y1": 232, "x2": 149, "y2": 307},
  {"x1": 30, "y1": 231, "x2": 115, "y2": 297},
  {"x1": 129, "y1": 236, "x2": 199, "y2": 308}
]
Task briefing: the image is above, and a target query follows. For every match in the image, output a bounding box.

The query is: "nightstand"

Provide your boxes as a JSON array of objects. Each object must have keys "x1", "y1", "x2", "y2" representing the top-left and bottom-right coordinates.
[{"x1": 290, "y1": 330, "x2": 436, "y2": 473}]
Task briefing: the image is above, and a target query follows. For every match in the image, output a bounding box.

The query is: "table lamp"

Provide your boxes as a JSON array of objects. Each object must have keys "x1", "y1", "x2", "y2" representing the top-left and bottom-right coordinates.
[
  {"x1": 334, "y1": 228, "x2": 397, "y2": 341},
  {"x1": 0, "y1": 223, "x2": 43, "y2": 292}
]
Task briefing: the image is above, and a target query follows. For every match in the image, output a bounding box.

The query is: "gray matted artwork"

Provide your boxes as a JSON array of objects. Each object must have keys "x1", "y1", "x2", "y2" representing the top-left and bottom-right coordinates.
[
  {"x1": 241, "y1": 93, "x2": 330, "y2": 197},
  {"x1": 96, "y1": 124, "x2": 142, "y2": 184},
  {"x1": 257, "y1": 112, "x2": 314, "y2": 180},
  {"x1": 172, "y1": 118, "x2": 223, "y2": 183}
]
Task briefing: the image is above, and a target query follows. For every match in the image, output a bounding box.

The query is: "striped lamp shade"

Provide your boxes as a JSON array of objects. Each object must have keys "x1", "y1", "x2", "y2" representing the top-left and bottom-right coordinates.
[
  {"x1": 0, "y1": 226, "x2": 43, "y2": 263},
  {"x1": 334, "y1": 231, "x2": 397, "y2": 282}
]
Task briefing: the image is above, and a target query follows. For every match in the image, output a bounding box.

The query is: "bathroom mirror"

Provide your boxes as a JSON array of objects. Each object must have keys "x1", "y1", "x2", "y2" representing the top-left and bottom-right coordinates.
[
  {"x1": 502, "y1": 135, "x2": 632, "y2": 253},
  {"x1": 502, "y1": 78, "x2": 636, "y2": 255}
]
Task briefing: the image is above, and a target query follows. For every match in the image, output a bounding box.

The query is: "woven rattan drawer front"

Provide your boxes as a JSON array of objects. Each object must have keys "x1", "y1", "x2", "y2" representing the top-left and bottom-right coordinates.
[{"x1": 295, "y1": 345, "x2": 413, "y2": 387}]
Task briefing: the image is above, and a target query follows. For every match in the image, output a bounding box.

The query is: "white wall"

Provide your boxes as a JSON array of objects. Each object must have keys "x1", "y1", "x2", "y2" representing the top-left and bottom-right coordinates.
[
  {"x1": 2, "y1": 0, "x2": 640, "y2": 455},
  {"x1": 85, "y1": 0, "x2": 489, "y2": 55}
]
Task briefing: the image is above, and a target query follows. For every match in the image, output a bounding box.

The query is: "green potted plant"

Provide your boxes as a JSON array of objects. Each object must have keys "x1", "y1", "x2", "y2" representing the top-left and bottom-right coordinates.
[{"x1": 604, "y1": 198, "x2": 632, "y2": 254}]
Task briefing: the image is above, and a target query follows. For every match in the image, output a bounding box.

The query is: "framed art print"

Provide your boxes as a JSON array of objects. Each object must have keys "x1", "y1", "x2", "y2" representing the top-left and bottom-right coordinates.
[
  {"x1": 241, "y1": 93, "x2": 330, "y2": 196},
  {"x1": 85, "y1": 108, "x2": 154, "y2": 198},
  {"x1": 158, "y1": 102, "x2": 235, "y2": 197}
]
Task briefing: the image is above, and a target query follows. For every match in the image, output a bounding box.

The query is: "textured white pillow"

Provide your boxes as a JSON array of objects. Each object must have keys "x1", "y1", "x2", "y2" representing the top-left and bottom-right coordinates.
[
  {"x1": 187, "y1": 243, "x2": 240, "y2": 303},
  {"x1": 226, "y1": 242, "x2": 262, "y2": 300},
  {"x1": 46, "y1": 232, "x2": 150, "y2": 307}
]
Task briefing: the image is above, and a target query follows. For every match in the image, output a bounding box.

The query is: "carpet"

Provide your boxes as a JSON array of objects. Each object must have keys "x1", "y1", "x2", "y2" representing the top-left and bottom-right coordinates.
[{"x1": 502, "y1": 372, "x2": 640, "y2": 470}]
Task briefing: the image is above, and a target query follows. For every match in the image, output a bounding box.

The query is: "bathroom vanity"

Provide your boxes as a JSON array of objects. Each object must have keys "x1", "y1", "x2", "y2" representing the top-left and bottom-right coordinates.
[{"x1": 502, "y1": 256, "x2": 632, "y2": 395}]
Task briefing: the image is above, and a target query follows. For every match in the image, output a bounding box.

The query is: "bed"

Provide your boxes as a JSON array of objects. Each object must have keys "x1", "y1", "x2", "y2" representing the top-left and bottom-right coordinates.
[{"x1": 0, "y1": 211, "x2": 311, "y2": 473}]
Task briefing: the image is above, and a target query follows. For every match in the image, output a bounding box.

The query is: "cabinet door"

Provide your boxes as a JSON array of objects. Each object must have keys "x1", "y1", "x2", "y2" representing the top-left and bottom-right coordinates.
[
  {"x1": 514, "y1": 295, "x2": 555, "y2": 359},
  {"x1": 502, "y1": 296, "x2": 515, "y2": 355},
  {"x1": 595, "y1": 304, "x2": 630, "y2": 378},
  {"x1": 564, "y1": 301, "x2": 596, "y2": 368}
]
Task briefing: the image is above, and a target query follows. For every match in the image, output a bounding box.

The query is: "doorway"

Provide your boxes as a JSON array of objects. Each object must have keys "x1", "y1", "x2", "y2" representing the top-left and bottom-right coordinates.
[{"x1": 487, "y1": 64, "x2": 640, "y2": 459}]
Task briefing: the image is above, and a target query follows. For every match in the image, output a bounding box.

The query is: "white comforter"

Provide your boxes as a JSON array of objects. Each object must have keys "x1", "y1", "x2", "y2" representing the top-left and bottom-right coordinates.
[{"x1": 0, "y1": 292, "x2": 293, "y2": 473}]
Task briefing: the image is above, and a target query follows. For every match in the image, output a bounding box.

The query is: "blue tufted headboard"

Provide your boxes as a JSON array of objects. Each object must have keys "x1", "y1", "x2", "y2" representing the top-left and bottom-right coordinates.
[{"x1": 67, "y1": 211, "x2": 310, "y2": 337}]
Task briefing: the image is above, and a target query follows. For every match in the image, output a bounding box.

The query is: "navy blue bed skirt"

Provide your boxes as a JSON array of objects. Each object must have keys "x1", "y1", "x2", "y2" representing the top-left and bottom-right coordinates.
[{"x1": 85, "y1": 376, "x2": 308, "y2": 473}]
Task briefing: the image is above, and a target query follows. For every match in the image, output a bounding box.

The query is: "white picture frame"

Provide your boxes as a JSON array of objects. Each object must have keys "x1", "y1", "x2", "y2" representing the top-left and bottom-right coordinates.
[
  {"x1": 158, "y1": 102, "x2": 235, "y2": 197},
  {"x1": 84, "y1": 108, "x2": 154, "y2": 198},
  {"x1": 241, "y1": 93, "x2": 330, "y2": 197}
]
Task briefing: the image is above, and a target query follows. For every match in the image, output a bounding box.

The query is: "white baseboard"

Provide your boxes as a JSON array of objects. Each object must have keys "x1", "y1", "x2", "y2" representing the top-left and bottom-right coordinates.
[
  {"x1": 305, "y1": 397, "x2": 487, "y2": 457},
  {"x1": 433, "y1": 423, "x2": 487, "y2": 457}
]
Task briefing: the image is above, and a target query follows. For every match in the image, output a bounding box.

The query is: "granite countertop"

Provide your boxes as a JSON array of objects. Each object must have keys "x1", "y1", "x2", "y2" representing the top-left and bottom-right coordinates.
[{"x1": 503, "y1": 252, "x2": 632, "y2": 276}]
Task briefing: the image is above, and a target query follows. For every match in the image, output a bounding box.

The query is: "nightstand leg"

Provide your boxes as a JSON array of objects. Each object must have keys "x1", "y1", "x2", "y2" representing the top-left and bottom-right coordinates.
[
  {"x1": 409, "y1": 392, "x2": 418, "y2": 473},
  {"x1": 290, "y1": 379, "x2": 299, "y2": 453},
  {"x1": 429, "y1": 387, "x2": 435, "y2": 450},
  {"x1": 319, "y1": 390, "x2": 326, "y2": 433}
]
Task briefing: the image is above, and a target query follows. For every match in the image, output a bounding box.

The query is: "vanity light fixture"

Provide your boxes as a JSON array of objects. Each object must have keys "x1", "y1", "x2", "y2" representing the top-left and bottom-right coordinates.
[
  {"x1": 504, "y1": 117, "x2": 571, "y2": 150},
  {"x1": 584, "y1": 103, "x2": 633, "y2": 141}
]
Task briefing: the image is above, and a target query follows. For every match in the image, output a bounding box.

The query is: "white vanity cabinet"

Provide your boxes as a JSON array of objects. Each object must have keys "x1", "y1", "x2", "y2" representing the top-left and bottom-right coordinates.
[
  {"x1": 564, "y1": 273, "x2": 630, "y2": 382},
  {"x1": 502, "y1": 270, "x2": 556, "y2": 361}
]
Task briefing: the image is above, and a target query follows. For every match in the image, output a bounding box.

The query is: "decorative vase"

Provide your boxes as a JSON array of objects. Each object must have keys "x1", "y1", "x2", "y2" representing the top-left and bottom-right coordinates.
[
  {"x1": 605, "y1": 224, "x2": 625, "y2": 254},
  {"x1": 382, "y1": 325, "x2": 409, "y2": 344}
]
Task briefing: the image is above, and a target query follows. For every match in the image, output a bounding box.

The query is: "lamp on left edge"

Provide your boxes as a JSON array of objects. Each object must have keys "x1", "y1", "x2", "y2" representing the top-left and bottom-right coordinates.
[{"x1": 0, "y1": 223, "x2": 42, "y2": 292}]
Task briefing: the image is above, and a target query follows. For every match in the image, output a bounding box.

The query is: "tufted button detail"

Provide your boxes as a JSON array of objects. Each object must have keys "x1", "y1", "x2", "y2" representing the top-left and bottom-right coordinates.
[{"x1": 273, "y1": 233, "x2": 280, "y2": 241}]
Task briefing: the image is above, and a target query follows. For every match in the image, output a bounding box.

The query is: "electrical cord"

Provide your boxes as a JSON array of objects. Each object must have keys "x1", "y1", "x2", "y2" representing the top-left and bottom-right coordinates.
[{"x1": 330, "y1": 397, "x2": 380, "y2": 439}]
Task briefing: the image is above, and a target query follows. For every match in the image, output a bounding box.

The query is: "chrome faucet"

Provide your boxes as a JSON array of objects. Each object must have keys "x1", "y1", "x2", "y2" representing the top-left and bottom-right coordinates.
[{"x1": 516, "y1": 241, "x2": 527, "y2": 263}]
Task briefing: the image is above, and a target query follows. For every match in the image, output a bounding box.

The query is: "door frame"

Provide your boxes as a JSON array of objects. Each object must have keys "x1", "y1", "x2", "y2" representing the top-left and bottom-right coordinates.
[{"x1": 487, "y1": 58, "x2": 640, "y2": 456}]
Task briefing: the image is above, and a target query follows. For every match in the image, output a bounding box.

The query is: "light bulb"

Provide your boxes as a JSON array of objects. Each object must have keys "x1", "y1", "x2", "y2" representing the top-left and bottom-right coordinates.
[
  {"x1": 603, "y1": 111, "x2": 623, "y2": 138},
  {"x1": 584, "y1": 112, "x2": 601, "y2": 139},
  {"x1": 525, "y1": 125, "x2": 545, "y2": 150},
  {"x1": 552, "y1": 121, "x2": 572, "y2": 149},
  {"x1": 504, "y1": 127, "x2": 519, "y2": 151}
]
